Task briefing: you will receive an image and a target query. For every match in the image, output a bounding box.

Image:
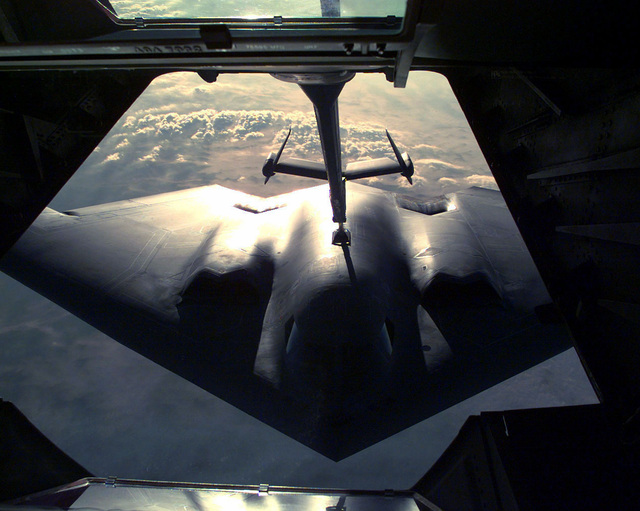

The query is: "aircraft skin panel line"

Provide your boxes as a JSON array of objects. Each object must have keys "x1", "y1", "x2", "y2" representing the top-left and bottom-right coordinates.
[{"x1": 0, "y1": 182, "x2": 571, "y2": 460}]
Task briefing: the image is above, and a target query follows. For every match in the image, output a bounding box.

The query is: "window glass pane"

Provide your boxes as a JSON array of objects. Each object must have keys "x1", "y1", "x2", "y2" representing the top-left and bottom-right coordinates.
[{"x1": 109, "y1": 0, "x2": 407, "y2": 19}]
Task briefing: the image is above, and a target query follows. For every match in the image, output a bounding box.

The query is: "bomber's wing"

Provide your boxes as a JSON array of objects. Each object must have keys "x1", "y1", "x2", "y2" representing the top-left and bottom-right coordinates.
[
  {"x1": 4, "y1": 184, "x2": 398, "y2": 460},
  {"x1": 4, "y1": 184, "x2": 413, "y2": 460},
  {"x1": 0, "y1": 185, "x2": 325, "y2": 449},
  {"x1": 442, "y1": 64, "x2": 640, "y2": 434},
  {"x1": 397, "y1": 186, "x2": 571, "y2": 400},
  {"x1": 1, "y1": 185, "x2": 283, "y2": 324},
  {"x1": 0, "y1": 182, "x2": 573, "y2": 461}
]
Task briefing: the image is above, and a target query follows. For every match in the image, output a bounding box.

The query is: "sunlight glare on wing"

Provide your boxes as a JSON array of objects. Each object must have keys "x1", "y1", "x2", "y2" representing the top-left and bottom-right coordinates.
[{"x1": 224, "y1": 221, "x2": 261, "y2": 251}]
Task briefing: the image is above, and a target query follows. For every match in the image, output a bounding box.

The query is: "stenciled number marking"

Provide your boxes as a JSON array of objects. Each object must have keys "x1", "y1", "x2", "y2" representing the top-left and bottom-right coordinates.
[{"x1": 135, "y1": 45, "x2": 204, "y2": 53}]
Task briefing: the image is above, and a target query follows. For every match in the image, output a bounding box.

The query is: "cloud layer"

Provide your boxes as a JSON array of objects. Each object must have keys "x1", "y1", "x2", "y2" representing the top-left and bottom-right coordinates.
[{"x1": 51, "y1": 72, "x2": 496, "y2": 210}]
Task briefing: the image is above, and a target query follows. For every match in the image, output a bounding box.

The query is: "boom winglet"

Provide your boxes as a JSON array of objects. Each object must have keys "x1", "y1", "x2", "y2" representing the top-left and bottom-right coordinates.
[
  {"x1": 386, "y1": 130, "x2": 414, "y2": 184},
  {"x1": 262, "y1": 128, "x2": 291, "y2": 183},
  {"x1": 261, "y1": 74, "x2": 413, "y2": 245}
]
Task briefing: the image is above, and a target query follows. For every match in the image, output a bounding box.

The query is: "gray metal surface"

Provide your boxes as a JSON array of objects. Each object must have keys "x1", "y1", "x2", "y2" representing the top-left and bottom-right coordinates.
[
  {"x1": 0, "y1": 182, "x2": 570, "y2": 460},
  {"x1": 4, "y1": 478, "x2": 423, "y2": 511},
  {"x1": 413, "y1": 405, "x2": 640, "y2": 510}
]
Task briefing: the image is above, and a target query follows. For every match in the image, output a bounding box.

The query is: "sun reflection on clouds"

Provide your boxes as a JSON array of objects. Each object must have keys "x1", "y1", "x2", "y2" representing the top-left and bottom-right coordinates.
[
  {"x1": 62, "y1": 71, "x2": 493, "y2": 210},
  {"x1": 465, "y1": 174, "x2": 498, "y2": 189}
]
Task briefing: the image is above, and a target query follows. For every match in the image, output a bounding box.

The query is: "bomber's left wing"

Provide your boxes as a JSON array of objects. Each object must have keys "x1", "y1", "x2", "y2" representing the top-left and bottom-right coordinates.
[
  {"x1": 1, "y1": 185, "x2": 281, "y2": 323},
  {"x1": 2, "y1": 184, "x2": 381, "y2": 460},
  {"x1": 0, "y1": 185, "x2": 316, "y2": 444}
]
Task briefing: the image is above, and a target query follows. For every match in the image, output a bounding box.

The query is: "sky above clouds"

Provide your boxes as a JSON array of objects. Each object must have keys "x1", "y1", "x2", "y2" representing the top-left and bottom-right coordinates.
[
  {"x1": 109, "y1": 0, "x2": 406, "y2": 18},
  {"x1": 0, "y1": 71, "x2": 597, "y2": 490}
]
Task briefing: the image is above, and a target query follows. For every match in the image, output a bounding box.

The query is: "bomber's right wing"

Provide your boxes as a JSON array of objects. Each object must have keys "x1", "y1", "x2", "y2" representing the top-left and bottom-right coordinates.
[
  {"x1": 443, "y1": 65, "x2": 640, "y2": 433},
  {"x1": 395, "y1": 186, "x2": 571, "y2": 402}
]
